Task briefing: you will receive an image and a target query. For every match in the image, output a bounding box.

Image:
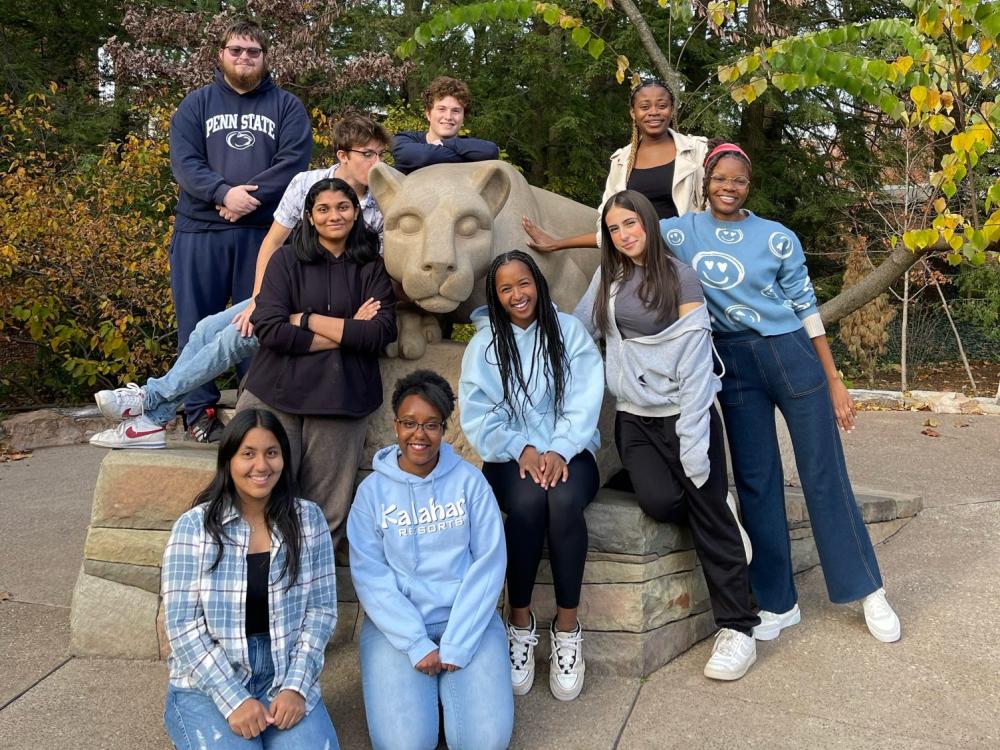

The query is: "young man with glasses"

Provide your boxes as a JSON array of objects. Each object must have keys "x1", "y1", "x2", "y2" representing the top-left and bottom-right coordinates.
[
  {"x1": 167, "y1": 18, "x2": 312, "y2": 442},
  {"x1": 90, "y1": 115, "x2": 389, "y2": 450}
]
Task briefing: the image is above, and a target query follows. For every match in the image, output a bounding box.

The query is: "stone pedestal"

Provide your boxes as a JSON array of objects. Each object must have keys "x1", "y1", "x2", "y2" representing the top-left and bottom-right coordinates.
[
  {"x1": 524, "y1": 485, "x2": 922, "y2": 677},
  {"x1": 70, "y1": 446, "x2": 922, "y2": 679}
]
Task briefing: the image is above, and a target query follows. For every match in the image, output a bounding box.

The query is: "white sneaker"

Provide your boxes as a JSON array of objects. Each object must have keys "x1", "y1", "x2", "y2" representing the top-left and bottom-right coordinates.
[
  {"x1": 753, "y1": 603, "x2": 801, "y2": 641},
  {"x1": 94, "y1": 383, "x2": 145, "y2": 420},
  {"x1": 703, "y1": 628, "x2": 757, "y2": 680},
  {"x1": 725, "y1": 492, "x2": 753, "y2": 564},
  {"x1": 862, "y1": 588, "x2": 900, "y2": 642},
  {"x1": 549, "y1": 621, "x2": 585, "y2": 701},
  {"x1": 506, "y1": 613, "x2": 539, "y2": 695},
  {"x1": 89, "y1": 414, "x2": 166, "y2": 449}
]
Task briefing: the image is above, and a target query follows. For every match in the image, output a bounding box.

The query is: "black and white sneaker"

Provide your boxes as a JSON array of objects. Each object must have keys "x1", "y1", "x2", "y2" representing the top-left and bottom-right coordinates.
[
  {"x1": 549, "y1": 621, "x2": 585, "y2": 701},
  {"x1": 186, "y1": 407, "x2": 225, "y2": 443},
  {"x1": 506, "y1": 612, "x2": 538, "y2": 695}
]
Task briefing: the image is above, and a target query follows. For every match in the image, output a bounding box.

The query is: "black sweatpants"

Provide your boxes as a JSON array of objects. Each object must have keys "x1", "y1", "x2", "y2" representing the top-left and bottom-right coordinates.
[
  {"x1": 615, "y1": 406, "x2": 760, "y2": 633},
  {"x1": 482, "y1": 450, "x2": 600, "y2": 610}
]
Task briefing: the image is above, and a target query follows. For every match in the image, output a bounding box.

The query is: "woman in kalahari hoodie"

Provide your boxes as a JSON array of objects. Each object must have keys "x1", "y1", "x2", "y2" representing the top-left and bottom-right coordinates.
[{"x1": 347, "y1": 370, "x2": 513, "y2": 750}]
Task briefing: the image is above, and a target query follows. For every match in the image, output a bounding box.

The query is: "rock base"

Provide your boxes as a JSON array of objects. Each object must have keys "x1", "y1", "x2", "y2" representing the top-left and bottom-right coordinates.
[{"x1": 70, "y1": 448, "x2": 922, "y2": 678}]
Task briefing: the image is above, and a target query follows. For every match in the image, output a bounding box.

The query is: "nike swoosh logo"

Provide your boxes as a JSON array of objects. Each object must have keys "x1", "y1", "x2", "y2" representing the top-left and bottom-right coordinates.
[
  {"x1": 122, "y1": 408, "x2": 138, "y2": 417},
  {"x1": 125, "y1": 425, "x2": 164, "y2": 439}
]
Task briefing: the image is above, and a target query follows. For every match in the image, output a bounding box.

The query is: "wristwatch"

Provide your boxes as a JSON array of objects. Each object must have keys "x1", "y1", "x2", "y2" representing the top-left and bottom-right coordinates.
[{"x1": 299, "y1": 312, "x2": 311, "y2": 331}]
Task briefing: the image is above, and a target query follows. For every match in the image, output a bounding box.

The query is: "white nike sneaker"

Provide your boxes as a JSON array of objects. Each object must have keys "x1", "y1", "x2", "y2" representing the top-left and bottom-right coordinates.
[
  {"x1": 549, "y1": 621, "x2": 585, "y2": 701},
  {"x1": 862, "y1": 588, "x2": 901, "y2": 642},
  {"x1": 89, "y1": 414, "x2": 166, "y2": 449},
  {"x1": 704, "y1": 628, "x2": 757, "y2": 680},
  {"x1": 506, "y1": 613, "x2": 539, "y2": 695},
  {"x1": 753, "y1": 604, "x2": 801, "y2": 641},
  {"x1": 94, "y1": 383, "x2": 145, "y2": 420}
]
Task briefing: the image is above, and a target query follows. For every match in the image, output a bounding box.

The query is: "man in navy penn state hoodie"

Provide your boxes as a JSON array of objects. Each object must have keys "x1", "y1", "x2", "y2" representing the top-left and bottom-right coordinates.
[{"x1": 168, "y1": 18, "x2": 312, "y2": 440}]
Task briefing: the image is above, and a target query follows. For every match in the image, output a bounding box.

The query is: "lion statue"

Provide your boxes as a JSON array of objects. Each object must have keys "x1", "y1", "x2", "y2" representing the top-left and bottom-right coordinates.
[{"x1": 368, "y1": 160, "x2": 601, "y2": 359}]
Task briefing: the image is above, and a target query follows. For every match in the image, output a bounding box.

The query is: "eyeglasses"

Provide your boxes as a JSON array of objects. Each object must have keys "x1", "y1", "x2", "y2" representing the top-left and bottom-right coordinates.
[
  {"x1": 394, "y1": 418, "x2": 443, "y2": 434},
  {"x1": 224, "y1": 45, "x2": 264, "y2": 59},
  {"x1": 349, "y1": 149, "x2": 389, "y2": 160},
  {"x1": 710, "y1": 175, "x2": 751, "y2": 188}
]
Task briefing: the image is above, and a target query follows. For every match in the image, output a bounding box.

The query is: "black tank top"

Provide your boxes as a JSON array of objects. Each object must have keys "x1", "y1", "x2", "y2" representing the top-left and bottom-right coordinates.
[
  {"x1": 626, "y1": 162, "x2": 678, "y2": 220},
  {"x1": 245, "y1": 551, "x2": 270, "y2": 636}
]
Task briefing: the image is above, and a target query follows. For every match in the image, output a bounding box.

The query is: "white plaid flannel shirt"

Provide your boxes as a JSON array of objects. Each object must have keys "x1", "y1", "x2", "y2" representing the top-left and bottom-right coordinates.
[{"x1": 161, "y1": 498, "x2": 336, "y2": 718}]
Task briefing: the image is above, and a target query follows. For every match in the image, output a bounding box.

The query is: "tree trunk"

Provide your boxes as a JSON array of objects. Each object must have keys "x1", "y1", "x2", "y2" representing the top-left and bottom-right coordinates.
[
  {"x1": 820, "y1": 244, "x2": 936, "y2": 325},
  {"x1": 612, "y1": 0, "x2": 683, "y2": 101}
]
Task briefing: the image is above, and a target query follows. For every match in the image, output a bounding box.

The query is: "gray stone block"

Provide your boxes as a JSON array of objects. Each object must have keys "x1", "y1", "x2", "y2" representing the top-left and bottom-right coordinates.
[
  {"x1": 83, "y1": 559, "x2": 161, "y2": 594},
  {"x1": 69, "y1": 568, "x2": 159, "y2": 659},
  {"x1": 531, "y1": 567, "x2": 710, "y2": 633},
  {"x1": 585, "y1": 489, "x2": 692, "y2": 557},
  {"x1": 537, "y1": 550, "x2": 698, "y2": 586}
]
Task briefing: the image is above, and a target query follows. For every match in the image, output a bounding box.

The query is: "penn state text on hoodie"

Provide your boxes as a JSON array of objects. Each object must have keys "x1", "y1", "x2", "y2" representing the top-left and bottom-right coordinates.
[
  {"x1": 170, "y1": 70, "x2": 312, "y2": 231},
  {"x1": 459, "y1": 307, "x2": 603, "y2": 464},
  {"x1": 347, "y1": 443, "x2": 506, "y2": 668}
]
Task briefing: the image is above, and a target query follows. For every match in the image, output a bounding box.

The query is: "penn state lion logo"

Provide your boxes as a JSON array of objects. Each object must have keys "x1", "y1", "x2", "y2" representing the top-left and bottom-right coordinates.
[{"x1": 226, "y1": 130, "x2": 256, "y2": 150}]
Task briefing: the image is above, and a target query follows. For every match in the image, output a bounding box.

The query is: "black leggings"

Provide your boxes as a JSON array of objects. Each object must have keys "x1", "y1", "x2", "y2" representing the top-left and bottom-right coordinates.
[
  {"x1": 482, "y1": 451, "x2": 600, "y2": 610},
  {"x1": 615, "y1": 407, "x2": 759, "y2": 633}
]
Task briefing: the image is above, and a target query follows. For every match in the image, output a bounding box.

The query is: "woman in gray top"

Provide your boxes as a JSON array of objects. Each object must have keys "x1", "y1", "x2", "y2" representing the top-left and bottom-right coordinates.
[{"x1": 573, "y1": 190, "x2": 759, "y2": 681}]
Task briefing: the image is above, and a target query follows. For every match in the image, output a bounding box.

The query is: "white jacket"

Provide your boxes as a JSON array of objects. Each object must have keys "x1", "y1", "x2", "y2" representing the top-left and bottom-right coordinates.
[{"x1": 595, "y1": 129, "x2": 709, "y2": 244}]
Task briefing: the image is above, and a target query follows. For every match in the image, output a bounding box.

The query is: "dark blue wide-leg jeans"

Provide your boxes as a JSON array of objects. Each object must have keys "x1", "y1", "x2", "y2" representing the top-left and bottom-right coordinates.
[{"x1": 714, "y1": 327, "x2": 883, "y2": 613}]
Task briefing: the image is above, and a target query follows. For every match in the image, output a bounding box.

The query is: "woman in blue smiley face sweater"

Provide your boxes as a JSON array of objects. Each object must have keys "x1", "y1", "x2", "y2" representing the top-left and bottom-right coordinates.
[
  {"x1": 347, "y1": 370, "x2": 512, "y2": 750},
  {"x1": 661, "y1": 141, "x2": 902, "y2": 646}
]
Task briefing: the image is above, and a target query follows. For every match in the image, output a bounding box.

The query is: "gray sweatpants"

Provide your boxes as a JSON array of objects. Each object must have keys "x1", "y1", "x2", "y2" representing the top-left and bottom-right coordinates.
[{"x1": 237, "y1": 390, "x2": 369, "y2": 548}]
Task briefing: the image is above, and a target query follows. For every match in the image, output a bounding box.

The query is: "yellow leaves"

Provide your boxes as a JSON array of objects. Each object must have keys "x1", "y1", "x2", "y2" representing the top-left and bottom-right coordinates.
[
  {"x1": 933, "y1": 197, "x2": 947, "y2": 214},
  {"x1": 615, "y1": 55, "x2": 629, "y2": 85},
  {"x1": 910, "y1": 85, "x2": 928, "y2": 107},
  {"x1": 731, "y1": 77, "x2": 768, "y2": 105},
  {"x1": 893, "y1": 55, "x2": 913, "y2": 76},
  {"x1": 717, "y1": 64, "x2": 739, "y2": 84},
  {"x1": 966, "y1": 52, "x2": 991, "y2": 75},
  {"x1": 558, "y1": 13, "x2": 579, "y2": 29},
  {"x1": 707, "y1": 0, "x2": 727, "y2": 27},
  {"x1": 951, "y1": 123, "x2": 994, "y2": 154},
  {"x1": 928, "y1": 113, "x2": 955, "y2": 133}
]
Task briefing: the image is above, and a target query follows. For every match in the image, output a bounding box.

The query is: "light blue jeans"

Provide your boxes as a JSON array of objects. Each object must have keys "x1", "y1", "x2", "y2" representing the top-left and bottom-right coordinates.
[
  {"x1": 145, "y1": 298, "x2": 259, "y2": 425},
  {"x1": 359, "y1": 614, "x2": 514, "y2": 750},
  {"x1": 163, "y1": 634, "x2": 339, "y2": 749}
]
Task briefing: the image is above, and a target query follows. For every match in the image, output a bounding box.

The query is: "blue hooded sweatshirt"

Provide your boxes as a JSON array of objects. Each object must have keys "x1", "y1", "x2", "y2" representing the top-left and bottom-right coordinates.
[
  {"x1": 347, "y1": 442, "x2": 506, "y2": 668},
  {"x1": 459, "y1": 306, "x2": 604, "y2": 464},
  {"x1": 170, "y1": 70, "x2": 312, "y2": 231}
]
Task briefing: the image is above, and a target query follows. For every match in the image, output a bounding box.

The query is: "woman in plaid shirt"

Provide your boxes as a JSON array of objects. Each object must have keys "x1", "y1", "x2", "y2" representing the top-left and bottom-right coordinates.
[{"x1": 161, "y1": 408, "x2": 340, "y2": 748}]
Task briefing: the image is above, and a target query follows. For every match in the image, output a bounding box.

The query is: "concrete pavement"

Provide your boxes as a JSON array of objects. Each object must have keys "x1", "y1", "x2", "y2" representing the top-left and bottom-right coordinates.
[{"x1": 2, "y1": 412, "x2": 998, "y2": 749}]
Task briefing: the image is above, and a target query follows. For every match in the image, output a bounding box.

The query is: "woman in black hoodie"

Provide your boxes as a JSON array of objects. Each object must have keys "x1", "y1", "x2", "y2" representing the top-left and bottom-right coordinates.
[{"x1": 239, "y1": 177, "x2": 397, "y2": 542}]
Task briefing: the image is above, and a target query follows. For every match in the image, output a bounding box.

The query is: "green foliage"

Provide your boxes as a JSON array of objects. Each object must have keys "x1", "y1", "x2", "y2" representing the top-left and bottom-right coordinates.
[
  {"x1": 953, "y1": 258, "x2": 1000, "y2": 341},
  {"x1": 724, "y1": 0, "x2": 1000, "y2": 266},
  {"x1": 0, "y1": 93, "x2": 177, "y2": 403}
]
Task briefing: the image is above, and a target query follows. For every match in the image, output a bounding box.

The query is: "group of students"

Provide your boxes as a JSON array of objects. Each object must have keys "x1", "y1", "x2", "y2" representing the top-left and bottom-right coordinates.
[{"x1": 88, "y1": 30, "x2": 902, "y2": 748}]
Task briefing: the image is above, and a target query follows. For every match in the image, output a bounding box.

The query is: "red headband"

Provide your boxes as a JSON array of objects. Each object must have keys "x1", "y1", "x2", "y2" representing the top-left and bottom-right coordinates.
[{"x1": 705, "y1": 143, "x2": 751, "y2": 166}]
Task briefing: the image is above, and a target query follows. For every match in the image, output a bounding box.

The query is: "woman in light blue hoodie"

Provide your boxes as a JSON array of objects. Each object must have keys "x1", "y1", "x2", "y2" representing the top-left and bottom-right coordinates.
[
  {"x1": 347, "y1": 370, "x2": 512, "y2": 750},
  {"x1": 574, "y1": 190, "x2": 759, "y2": 682},
  {"x1": 459, "y1": 251, "x2": 605, "y2": 702}
]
